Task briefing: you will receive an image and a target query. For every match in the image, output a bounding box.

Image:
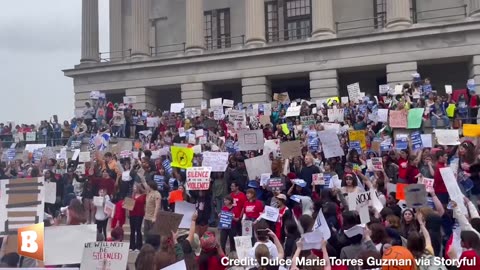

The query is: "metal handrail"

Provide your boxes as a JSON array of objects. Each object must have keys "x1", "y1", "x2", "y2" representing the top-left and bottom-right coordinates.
[
  {"x1": 335, "y1": 15, "x2": 385, "y2": 32},
  {"x1": 415, "y1": 4, "x2": 467, "y2": 22},
  {"x1": 150, "y1": 43, "x2": 186, "y2": 56},
  {"x1": 99, "y1": 49, "x2": 132, "y2": 62},
  {"x1": 266, "y1": 26, "x2": 312, "y2": 43},
  {"x1": 205, "y1": 35, "x2": 245, "y2": 49}
]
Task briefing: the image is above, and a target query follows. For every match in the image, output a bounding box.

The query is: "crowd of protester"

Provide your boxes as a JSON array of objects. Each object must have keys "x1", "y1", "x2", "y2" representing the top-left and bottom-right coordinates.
[{"x1": 1, "y1": 74, "x2": 480, "y2": 270}]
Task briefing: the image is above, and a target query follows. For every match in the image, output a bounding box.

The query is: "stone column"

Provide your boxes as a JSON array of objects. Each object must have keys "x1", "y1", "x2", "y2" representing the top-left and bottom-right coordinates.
[
  {"x1": 131, "y1": 0, "x2": 150, "y2": 58},
  {"x1": 469, "y1": 0, "x2": 480, "y2": 18},
  {"x1": 469, "y1": 56, "x2": 480, "y2": 94},
  {"x1": 81, "y1": 0, "x2": 99, "y2": 63},
  {"x1": 185, "y1": 0, "x2": 205, "y2": 55},
  {"x1": 309, "y1": 70, "x2": 339, "y2": 99},
  {"x1": 245, "y1": 0, "x2": 266, "y2": 48},
  {"x1": 125, "y1": 88, "x2": 156, "y2": 110},
  {"x1": 386, "y1": 62, "x2": 417, "y2": 86},
  {"x1": 109, "y1": 0, "x2": 123, "y2": 60},
  {"x1": 385, "y1": 0, "x2": 412, "y2": 30},
  {"x1": 311, "y1": 0, "x2": 335, "y2": 39},
  {"x1": 182, "y1": 83, "x2": 210, "y2": 108},
  {"x1": 242, "y1": 77, "x2": 272, "y2": 104}
]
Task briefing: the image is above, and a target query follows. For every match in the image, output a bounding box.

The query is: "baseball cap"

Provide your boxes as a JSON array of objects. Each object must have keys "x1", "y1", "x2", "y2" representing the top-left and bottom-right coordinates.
[{"x1": 276, "y1": 194, "x2": 287, "y2": 201}]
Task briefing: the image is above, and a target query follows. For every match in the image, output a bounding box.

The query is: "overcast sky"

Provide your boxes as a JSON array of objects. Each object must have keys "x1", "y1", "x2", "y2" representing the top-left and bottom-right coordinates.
[{"x1": 0, "y1": 0, "x2": 109, "y2": 125}]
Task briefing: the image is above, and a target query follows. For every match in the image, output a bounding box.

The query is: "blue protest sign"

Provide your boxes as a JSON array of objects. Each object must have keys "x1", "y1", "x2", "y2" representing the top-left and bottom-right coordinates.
[
  {"x1": 411, "y1": 131, "x2": 423, "y2": 151},
  {"x1": 218, "y1": 211, "x2": 234, "y2": 229},
  {"x1": 395, "y1": 138, "x2": 408, "y2": 150},
  {"x1": 349, "y1": 141, "x2": 362, "y2": 154}
]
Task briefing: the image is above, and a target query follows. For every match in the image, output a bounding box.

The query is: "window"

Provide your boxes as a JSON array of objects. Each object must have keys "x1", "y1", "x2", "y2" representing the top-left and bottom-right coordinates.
[
  {"x1": 284, "y1": 0, "x2": 311, "y2": 40},
  {"x1": 265, "y1": 1, "x2": 279, "y2": 42},
  {"x1": 204, "y1": 9, "x2": 231, "y2": 50},
  {"x1": 374, "y1": 0, "x2": 416, "y2": 28}
]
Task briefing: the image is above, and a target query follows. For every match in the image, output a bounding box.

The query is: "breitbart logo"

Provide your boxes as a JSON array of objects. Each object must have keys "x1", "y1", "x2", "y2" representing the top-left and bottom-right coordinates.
[{"x1": 17, "y1": 223, "x2": 44, "y2": 261}]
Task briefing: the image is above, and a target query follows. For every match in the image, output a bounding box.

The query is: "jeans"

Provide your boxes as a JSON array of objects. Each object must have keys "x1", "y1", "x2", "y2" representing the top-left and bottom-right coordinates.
[
  {"x1": 66, "y1": 134, "x2": 85, "y2": 147},
  {"x1": 53, "y1": 131, "x2": 61, "y2": 146},
  {"x1": 119, "y1": 180, "x2": 132, "y2": 200},
  {"x1": 120, "y1": 124, "x2": 126, "y2": 138},
  {"x1": 96, "y1": 218, "x2": 108, "y2": 240},
  {"x1": 144, "y1": 219, "x2": 154, "y2": 236},
  {"x1": 130, "y1": 216, "x2": 144, "y2": 250},
  {"x1": 220, "y1": 227, "x2": 237, "y2": 253},
  {"x1": 431, "y1": 115, "x2": 450, "y2": 129}
]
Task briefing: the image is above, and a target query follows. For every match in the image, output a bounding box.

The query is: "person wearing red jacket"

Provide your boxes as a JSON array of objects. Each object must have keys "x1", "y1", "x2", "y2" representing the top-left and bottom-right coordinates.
[
  {"x1": 219, "y1": 195, "x2": 241, "y2": 253},
  {"x1": 111, "y1": 199, "x2": 126, "y2": 229},
  {"x1": 433, "y1": 150, "x2": 449, "y2": 204}
]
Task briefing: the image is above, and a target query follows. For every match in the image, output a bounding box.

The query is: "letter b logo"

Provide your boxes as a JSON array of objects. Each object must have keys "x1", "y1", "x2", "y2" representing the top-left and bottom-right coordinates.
[{"x1": 17, "y1": 223, "x2": 44, "y2": 261}]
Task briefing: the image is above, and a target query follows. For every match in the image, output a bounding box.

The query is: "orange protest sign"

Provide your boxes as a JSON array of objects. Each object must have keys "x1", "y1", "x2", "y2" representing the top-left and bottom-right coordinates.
[
  {"x1": 389, "y1": 110, "x2": 408, "y2": 128},
  {"x1": 463, "y1": 124, "x2": 480, "y2": 137},
  {"x1": 396, "y1": 183, "x2": 408, "y2": 200}
]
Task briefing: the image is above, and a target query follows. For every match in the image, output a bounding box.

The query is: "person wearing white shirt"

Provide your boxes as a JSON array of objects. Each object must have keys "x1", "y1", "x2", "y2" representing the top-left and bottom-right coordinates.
[
  {"x1": 247, "y1": 220, "x2": 284, "y2": 268},
  {"x1": 94, "y1": 188, "x2": 111, "y2": 239}
]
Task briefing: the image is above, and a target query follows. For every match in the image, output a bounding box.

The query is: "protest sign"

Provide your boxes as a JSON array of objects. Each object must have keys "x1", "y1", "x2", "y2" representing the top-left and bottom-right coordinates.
[
  {"x1": 186, "y1": 167, "x2": 212, "y2": 190},
  {"x1": 411, "y1": 131, "x2": 423, "y2": 150},
  {"x1": 312, "y1": 173, "x2": 325, "y2": 185},
  {"x1": 327, "y1": 108, "x2": 344, "y2": 122},
  {"x1": 171, "y1": 146, "x2": 194, "y2": 169},
  {"x1": 245, "y1": 155, "x2": 272, "y2": 180},
  {"x1": 341, "y1": 96, "x2": 349, "y2": 104},
  {"x1": 238, "y1": 130, "x2": 264, "y2": 151},
  {"x1": 80, "y1": 242, "x2": 129, "y2": 270},
  {"x1": 285, "y1": 106, "x2": 301, "y2": 117},
  {"x1": 228, "y1": 110, "x2": 246, "y2": 122},
  {"x1": 389, "y1": 110, "x2": 407, "y2": 128},
  {"x1": 348, "y1": 130, "x2": 367, "y2": 150},
  {"x1": 170, "y1": 103, "x2": 184, "y2": 113},
  {"x1": 242, "y1": 220, "x2": 253, "y2": 237},
  {"x1": 372, "y1": 157, "x2": 383, "y2": 171},
  {"x1": 279, "y1": 141, "x2": 302, "y2": 158},
  {"x1": 259, "y1": 173, "x2": 270, "y2": 186},
  {"x1": 349, "y1": 141, "x2": 362, "y2": 154},
  {"x1": 440, "y1": 167, "x2": 468, "y2": 215},
  {"x1": 122, "y1": 197, "x2": 135, "y2": 211},
  {"x1": 347, "y1": 82, "x2": 361, "y2": 102},
  {"x1": 377, "y1": 109, "x2": 389, "y2": 123},
  {"x1": 407, "y1": 108, "x2": 425, "y2": 129},
  {"x1": 395, "y1": 134, "x2": 408, "y2": 150},
  {"x1": 44, "y1": 181, "x2": 57, "y2": 204},
  {"x1": 396, "y1": 183, "x2": 408, "y2": 200},
  {"x1": 318, "y1": 130, "x2": 344, "y2": 158},
  {"x1": 234, "y1": 236, "x2": 253, "y2": 260},
  {"x1": 347, "y1": 191, "x2": 371, "y2": 224},
  {"x1": 463, "y1": 124, "x2": 480, "y2": 137},
  {"x1": 44, "y1": 224, "x2": 97, "y2": 265},
  {"x1": 223, "y1": 99, "x2": 234, "y2": 108},
  {"x1": 78, "y1": 152, "x2": 91, "y2": 162},
  {"x1": 261, "y1": 206, "x2": 280, "y2": 222},
  {"x1": 162, "y1": 260, "x2": 187, "y2": 270},
  {"x1": 436, "y1": 129, "x2": 460, "y2": 145},
  {"x1": 90, "y1": 91, "x2": 100, "y2": 99},
  {"x1": 273, "y1": 92, "x2": 290, "y2": 104},
  {"x1": 175, "y1": 202, "x2": 196, "y2": 228},
  {"x1": 379, "y1": 84, "x2": 390, "y2": 94},
  {"x1": 420, "y1": 134, "x2": 433, "y2": 148},
  {"x1": 445, "y1": 85, "x2": 453, "y2": 94},
  {"x1": 104, "y1": 200, "x2": 115, "y2": 218},
  {"x1": 300, "y1": 115, "x2": 316, "y2": 127},
  {"x1": 322, "y1": 123, "x2": 340, "y2": 133},
  {"x1": 218, "y1": 211, "x2": 234, "y2": 229},
  {"x1": 301, "y1": 230, "x2": 324, "y2": 250},
  {"x1": 210, "y1": 98, "x2": 222, "y2": 107},
  {"x1": 423, "y1": 177, "x2": 434, "y2": 193},
  {"x1": 26, "y1": 132, "x2": 36, "y2": 141},
  {"x1": 202, "y1": 152, "x2": 228, "y2": 172},
  {"x1": 268, "y1": 177, "x2": 284, "y2": 191},
  {"x1": 152, "y1": 211, "x2": 183, "y2": 236},
  {"x1": 405, "y1": 184, "x2": 427, "y2": 209}
]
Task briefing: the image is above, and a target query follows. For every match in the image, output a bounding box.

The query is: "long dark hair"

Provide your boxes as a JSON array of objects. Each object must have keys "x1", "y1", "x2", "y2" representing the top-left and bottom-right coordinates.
[
  {"x1": 461, "y1": 231, "x2": 480, "y2": 256},
  {"x1": 407, "y1": 232, "x2": 430, "y2": 259}
]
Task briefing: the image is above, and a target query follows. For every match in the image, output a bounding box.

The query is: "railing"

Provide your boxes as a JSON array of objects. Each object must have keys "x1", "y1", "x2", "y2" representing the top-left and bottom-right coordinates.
[
  {"x1": 99, "y1": 49, "x2": 132, "y2": 62},
  {"x1": 150, "y1": 43, "x2": 186, "y2": 56},
  {"x1": 205, "y1": 35, "x2": 245, "y2": 50},
  {"x1": 266, "y1": 26, "x2": 312, "y2": 43},
  {"x1": 415, "y1": 5, "x2": 467, "y2": 22},
  {"x1": 335, "y1": 16, "x2": 385, "y2": 33}
]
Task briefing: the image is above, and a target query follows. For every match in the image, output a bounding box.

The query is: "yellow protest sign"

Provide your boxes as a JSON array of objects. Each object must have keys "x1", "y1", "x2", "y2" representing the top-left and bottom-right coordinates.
[
  {"x1": 446, "y1": 104, "x2": 456, "y2": 118},
  {"x1": 349, "y1": 130, "x2": 367, "y2": 150},
  {"x1": 171, "y1": 146, "x2": 194, "y2": 169},
  {"x1": 326, "y1": 97, "x2": 339, "y2": 106},
  {"x1": 463, "y1": 124, "x2": 480, "y2": 137},
  {"x1": 281, "y1": 124, "x2": 290, "y2": 135}
]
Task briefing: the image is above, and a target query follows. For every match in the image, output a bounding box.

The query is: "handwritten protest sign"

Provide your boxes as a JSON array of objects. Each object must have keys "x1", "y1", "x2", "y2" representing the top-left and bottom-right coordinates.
[
  {"x1": 318, "y1": 130, "x2": 344, "y2": 158},
  {"x1": 279, "y1": 141, "x2": 302, "y2": 158},
  {"x1": 436, "y1": 129, "x2": 460, "y2": 145},
  {"x1": 104, "y1": 201, "x2": 115, "y2": 218},
  {"x1": 152, "y1": 211, "x2": 183, "y2": 236},
  {"x1": 175, "y1": 202, "x2": 196, "y2": 228},
  {"x1": 238, "y1": 130, "x2": 264, "y2": 151},
  {"x1": 347, "y1": 82, "x2": 361, "y2": 102},
  {"x1": 377, "y1": 109, "x2": 389, "y2": 123},
  {"x1": 347, "y1": 191, "x2": 371, "y2": 224},
  {"x1": 260, "y1": 206, "x2": 280, "y2": 222},
  {"x1": 420, "y1": 134, "x2": 433, "y2": 148},
  {"x1": 273, "y1": 92, "x2": 290, "y2": 104},
  {"x1": 170, "y1": 103, "x2": 184, "y2": 113},
  {"x1": 348, "y1": 130, "x2": 367, "y2": 150},
  {"x1": 407, "y1": 108, "x2": 425, "y2": 129},
  {"x1": 218, "y1": 211, "x2": 234, "y2": 229},
  {"x1": 235, "y1": 236, "x2": 253, "y2": 260},
  {"x1": 186, "y1": 167, "x2": 212, "y2": 190},
  {"x1": 285, "y1": 106, "x2": 301, "y2": 117},
  {"x1": 223, "y1": 99, "x2": 234, "y2": 108},
  {"x1": 389, "y1": 110, "x2": 407, "y2": 128},
  {"x1": 405, "y1": 184, "x2": 427, "y2": 209},
  {"x1": 123, "y1": 96, "x2": 136, "y2": 104},
  {"x1": 80, "y1": 242, "x2": 129, "y2": 270},
  {"x1": 379, "y1": 84, "x2": 390, "y2": 94},
  {"x1": 26, "y1": 132, "x2": 36, "y2": 141},
  {"x1": 122, "y1": 197, "x2": 135, "y2": 211},
  {"x1": 202, "y1": 152, "x2": 228, "y2": 172},
  {"x1": 423, "y1": 177, "x2": 434, "y2": 193},
  {"x1": 44, "y1": 181, "x2": 57, "y2": 204},
  {"x1": 78, "y1": 152, "x2": 91, "y2": 162},
  {"x1": 327, "y1": 108, "x2": 344, "y2": 122},
  {"x1": 245, "y1": 155, "x2": 272, "y2": 180}
]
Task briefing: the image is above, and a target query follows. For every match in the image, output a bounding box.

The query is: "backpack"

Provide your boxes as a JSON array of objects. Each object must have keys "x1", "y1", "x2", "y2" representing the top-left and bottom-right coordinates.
[{"x1": 418, "y1": 254, "x2": 447, "y2": 270}]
